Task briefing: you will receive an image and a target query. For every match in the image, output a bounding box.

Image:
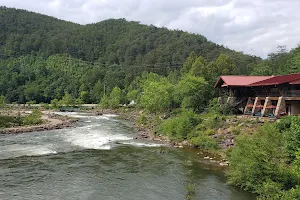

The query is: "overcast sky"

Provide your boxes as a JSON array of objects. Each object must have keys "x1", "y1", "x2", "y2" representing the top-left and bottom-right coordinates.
[{"x1": 1, "y1": 0, "x2": 300, "y2": 58}]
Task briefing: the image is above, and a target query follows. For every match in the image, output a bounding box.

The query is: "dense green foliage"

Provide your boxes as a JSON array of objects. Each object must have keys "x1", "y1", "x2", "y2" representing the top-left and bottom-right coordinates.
[
  {"x1": 140, "y1": 77, "x2": 173, "y2": 113},
  {"x1": 0, "y1": 7, "x2": 262, "y2": 105},
  {"x1": 159, "y1": 110, "x2": 201, "y2": 140},
  {"x1": 1, "y1": 7, "x2": 300, "y2": 108},
  {"x1": 248, "y1": 45, "x2": 300, "y2": 75},
  {"x1": 156, "y1": 109, "x2": 220, "y2": 151},
  {"x1": 228, "y1": 117, "x2": 300, "y2": 199},
  {"x1": 175, "y1": 75, "x2": 209, "y2": 112},
  {"x1": 0, "y1": 7, "x2": 259, "y2": 66}
]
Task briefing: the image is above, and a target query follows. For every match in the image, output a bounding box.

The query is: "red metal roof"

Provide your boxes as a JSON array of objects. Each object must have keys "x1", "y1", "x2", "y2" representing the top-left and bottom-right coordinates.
[
  {"x1": 249, "y1": 73, "x2": 300, "y2": 86},
  {"x1": 214, "y1": 73, "x2": 300, "y2": 88},
  {"x1": 214, "y1": 76, "x2": 273, "y2": 88},
  {"x1": 290, "y1": 78, "x2": 300, "y2": 85}
]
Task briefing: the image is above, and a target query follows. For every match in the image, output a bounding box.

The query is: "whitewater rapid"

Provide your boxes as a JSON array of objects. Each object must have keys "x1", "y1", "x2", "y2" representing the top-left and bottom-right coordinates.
[{"x1": 0, "y1": 112, "x2": 164, "y2": 160}]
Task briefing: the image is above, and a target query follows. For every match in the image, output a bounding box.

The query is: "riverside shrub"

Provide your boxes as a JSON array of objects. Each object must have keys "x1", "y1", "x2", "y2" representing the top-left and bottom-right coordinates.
[
  {"x1": 228, "y1": 124, "x2": 289, "y2": 191},
  {"x1": 227, "y1": 121, "x2": 300, "y2": 199},
  {"x1": 0, "y1": 115, "x2": 23, "y2": 128},
  {"x1": 159, "y1": 110, "x2": 201, "y2": 141},
  {"x1": 23, "y1": 109, "x2": 42, "y2": 125},
  {"x1": 188, "y1": 132, "x2": 218, "y2": 150}
]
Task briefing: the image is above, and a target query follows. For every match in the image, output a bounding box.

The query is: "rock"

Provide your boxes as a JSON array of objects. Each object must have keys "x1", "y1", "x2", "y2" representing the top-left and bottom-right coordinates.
[
  {"x1": 238, "y1": 123, "x2": 245, "y2": 127},
  {"x1": 204, "y1": 156, "x2": 210, "y2": 159},
  {"x1": 178, "y1": 145, "x2": 184, "y2": 148},
  {"x1": 219, "y1": 162, "x2": 229, "y2": 166},
  {"x1": 182, "y1": 140, "x2": 189, "y2": 146}
]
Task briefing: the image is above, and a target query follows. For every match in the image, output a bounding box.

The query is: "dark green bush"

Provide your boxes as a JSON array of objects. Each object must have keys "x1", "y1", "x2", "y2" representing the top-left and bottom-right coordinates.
[
  {"x1": 0, "y1": 115, "x2": 23, "y2": 128},
  {"x1": 188, "y1": 132, "x2": 219, "y2": 150},
  {"x1": 159, "y1": 110, "x2": 201, "y2": 140}
]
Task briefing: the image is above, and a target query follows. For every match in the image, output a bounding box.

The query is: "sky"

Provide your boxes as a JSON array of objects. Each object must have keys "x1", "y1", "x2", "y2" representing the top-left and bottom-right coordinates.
[{"x1": 1, "y1": 0, "x2": 300, "y2": 58}]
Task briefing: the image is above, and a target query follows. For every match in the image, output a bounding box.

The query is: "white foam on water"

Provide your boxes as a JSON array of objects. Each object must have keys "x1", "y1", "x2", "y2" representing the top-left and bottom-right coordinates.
[
  {"x1": 103, "y1": 114, "x2": 118, "y2": 117},
  {"x1": 95, "y1": 116, "x2": 110, "y2": 120},
  {"x1": 95, "y1": 114, "x2": 119, "y2": 120},
  {"x1": 84, "y1": 120, "x2": 92, "y2": 123},
  {"x1": 120, "y1": 141, "x2": 165, "y2": 147},
  {"x1": 64, "y1": 128, "x2": 132, "y2": 150}
]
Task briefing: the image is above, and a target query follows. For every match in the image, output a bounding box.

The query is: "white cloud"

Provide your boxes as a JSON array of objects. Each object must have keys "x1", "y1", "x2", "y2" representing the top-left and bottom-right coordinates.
[{"x1": 1, "y1": 0, "x2": 300, "y2": 58}]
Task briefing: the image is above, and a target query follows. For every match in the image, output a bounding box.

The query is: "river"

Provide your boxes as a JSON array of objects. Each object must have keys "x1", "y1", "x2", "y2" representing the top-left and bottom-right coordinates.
[{"x1": 0, "y1": 112, "x2": 255, "y2": 200}]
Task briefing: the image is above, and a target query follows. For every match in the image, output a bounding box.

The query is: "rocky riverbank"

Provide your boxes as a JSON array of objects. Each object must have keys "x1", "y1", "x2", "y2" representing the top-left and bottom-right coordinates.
[
  {"x1": 93, "y1": 108, "x2": 273, "y2": 167},
  {"x1": 0, "y1": 113, "x2": 78, "y2": 134},
  {"x1": 94, "y1": 108, "x2": 172, "y2": 143}
]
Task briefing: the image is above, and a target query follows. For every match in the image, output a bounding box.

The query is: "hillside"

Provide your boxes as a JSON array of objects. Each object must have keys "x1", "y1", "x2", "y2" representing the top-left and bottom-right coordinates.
[
  {"x1": 0, "y1": 7, "x2": 260, "y2": 72},
  {"x1": 0, "y1": 7, "x2": 265, "y2": 104}
]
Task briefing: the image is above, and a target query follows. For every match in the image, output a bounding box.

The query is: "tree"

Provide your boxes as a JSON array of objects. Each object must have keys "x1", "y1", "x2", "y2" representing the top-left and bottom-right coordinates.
[
  {"x1": 90, "y1": 80, "x2": 104, "y2": 103},
  {"x1": 140, "y1": 78, "x2": 173, "y2": 113},
  {"x1": 60, "y1": 92, "x2": 75, "y2": 106},
  {"x1": 175, "y1": 75, "x2": 209, "y2": 112},
  {"x1": 180, "y1": 51, "x2": 197, "y2": 75},
  {"x1": 127, "y1": 90, "x2": 139, "y2": 102},
  {"x1": 282, "y1": 117, "x2": 300, "y2": 161},
  {"x1": 108, "y1": 87, "x2": 123, "y2": 108},
  {"x1": 249, "y1": 62, "x2": 273, "y2": 76},
  {"x1": 0, "y1": 95, "x2": 7, "y2": 108},
  {"x1": 50, "y1": 98, "x2": 60, "y2": 109},
  {"x1": 79, "y1": 91, "x2": 89, "y2": 104},
  {"x1": 99, "y1": 94, "x2": 110, "y2": 108},
  {"x1": 216, "y1": 53, "x2": 237, "y2": 75},
  {"x1": 189, "y1": 56, "x2": 207, "y2": 77},
  {"x1": 286, "y1": 52, "x2": 300, "y2": 74}
]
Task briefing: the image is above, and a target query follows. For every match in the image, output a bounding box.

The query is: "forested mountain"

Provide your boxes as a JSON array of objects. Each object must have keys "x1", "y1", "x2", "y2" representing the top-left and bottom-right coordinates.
[
  {"x1": 0, "y1": 7, "x2": 260, "y2": 71},
  {"x1": 0, "y1": 6, "x2": 265, "y2": 104}
]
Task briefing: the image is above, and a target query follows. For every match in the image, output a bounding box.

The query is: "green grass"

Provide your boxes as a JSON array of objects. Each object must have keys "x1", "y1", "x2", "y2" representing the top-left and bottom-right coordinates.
[{"x1": 0, "y1": 115, "x2": 23, "y2": 128}]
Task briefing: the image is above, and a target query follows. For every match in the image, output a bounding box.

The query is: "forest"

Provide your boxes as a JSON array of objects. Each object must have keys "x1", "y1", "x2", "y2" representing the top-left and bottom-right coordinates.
[
  {"x1": 0, "y1": 6, "x2": 261, "y2": 104},
  {"x1": 2, "y1": 6, "x2": 300, "y2": 199}
]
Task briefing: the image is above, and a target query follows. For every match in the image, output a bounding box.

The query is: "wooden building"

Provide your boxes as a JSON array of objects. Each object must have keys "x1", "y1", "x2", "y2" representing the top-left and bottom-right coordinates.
[{"x1": 214, "y1": 74, "x2": 300, "y2": 117}]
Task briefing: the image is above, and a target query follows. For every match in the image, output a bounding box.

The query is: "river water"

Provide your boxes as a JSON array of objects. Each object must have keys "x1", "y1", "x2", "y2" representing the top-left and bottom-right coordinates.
[{"x1": 0, "y1": 113, "x2": 255, "y2": 200}]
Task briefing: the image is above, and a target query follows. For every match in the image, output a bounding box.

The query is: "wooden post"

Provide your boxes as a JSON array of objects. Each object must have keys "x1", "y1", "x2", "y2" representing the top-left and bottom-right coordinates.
[
  {"x1": 244, "y1": 97, "x2": 252, "y2": 115},
  {"x1": 261, "y1": 97, "x2": 271, "y2": 117},
  {"x1": 252, "y1": 97, "x2": 259, "y2": 115},
  {"x1": 275, "y1": 97, "x2": 286, "y2": 118}
]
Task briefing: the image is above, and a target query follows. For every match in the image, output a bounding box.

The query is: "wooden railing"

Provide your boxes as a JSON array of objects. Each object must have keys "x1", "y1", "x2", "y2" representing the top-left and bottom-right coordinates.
[{"x1": 256, "y1": 90, "x2": 300, "y2": 97}]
